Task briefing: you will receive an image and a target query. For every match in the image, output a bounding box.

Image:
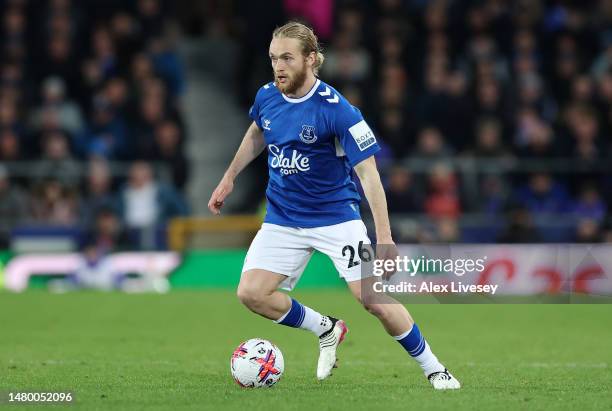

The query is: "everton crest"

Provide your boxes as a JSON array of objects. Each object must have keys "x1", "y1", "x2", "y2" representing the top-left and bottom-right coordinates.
[{"x1": 299, "y1": 125, "x2": 317, "y2": 144}]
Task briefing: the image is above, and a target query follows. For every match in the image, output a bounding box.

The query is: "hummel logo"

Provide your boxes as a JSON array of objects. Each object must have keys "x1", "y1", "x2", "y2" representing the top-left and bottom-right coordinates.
[
  {"x1": 326, "y1": 94, "x2": 339, "y2": 103},
  {"x1": 263, "y1": 119, "x2": 271, "y2": 130},
  {"x1": 318, "y1": 86, "x2": 339, "y2": 103}
]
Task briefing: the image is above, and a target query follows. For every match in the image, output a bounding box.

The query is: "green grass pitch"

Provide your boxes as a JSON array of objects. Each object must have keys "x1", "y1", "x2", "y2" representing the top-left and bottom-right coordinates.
[{"x1": 1, "y1": 290, "x2": 611, "y2": 410}]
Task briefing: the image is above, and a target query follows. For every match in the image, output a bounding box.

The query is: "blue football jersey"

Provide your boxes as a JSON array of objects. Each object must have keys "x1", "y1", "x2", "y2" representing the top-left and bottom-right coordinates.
[{"x1": 248, "y1": 79, "x2": 381, "y2": 228}]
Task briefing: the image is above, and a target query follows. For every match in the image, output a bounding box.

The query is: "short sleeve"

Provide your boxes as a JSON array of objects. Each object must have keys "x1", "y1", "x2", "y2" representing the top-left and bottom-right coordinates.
[
  {"x1": 249, "y1": 100, "x2": 262, "y2": 129},
  {"x1": 333, "y1": 103, "x2": 380, "y2": 167},
  {"x1": 249, "y1": 86, "x2": 268, "y2": 129}
]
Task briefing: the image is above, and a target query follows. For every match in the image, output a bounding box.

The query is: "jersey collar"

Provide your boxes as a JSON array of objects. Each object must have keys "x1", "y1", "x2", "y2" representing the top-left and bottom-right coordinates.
[{"x1": 281, "y1": 79, "x2": 321, "y2": 103}]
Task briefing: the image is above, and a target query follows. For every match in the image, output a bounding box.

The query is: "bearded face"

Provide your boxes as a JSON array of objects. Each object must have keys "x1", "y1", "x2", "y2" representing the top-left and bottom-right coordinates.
[
  {"x1": 269, "y1": 37, "x2": 314, "y2": 96},
  {"x1": 274, "y1": 59, "x2": 308, "y2": 95}
]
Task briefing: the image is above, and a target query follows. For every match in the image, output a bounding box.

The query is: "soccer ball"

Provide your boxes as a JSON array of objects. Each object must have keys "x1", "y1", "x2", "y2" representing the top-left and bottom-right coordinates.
[{"x1": 230, "y1": 338, "x2": 284, "y2": 388}]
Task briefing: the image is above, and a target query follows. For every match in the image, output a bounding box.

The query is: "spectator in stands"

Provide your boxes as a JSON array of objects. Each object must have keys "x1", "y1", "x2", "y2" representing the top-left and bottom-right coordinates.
[
  {"x1": 118, "y1": 161, "x2": 187, "y2": 231},
  {"x1": 378, "y1": 107, "x2": 409, "y2": 158},
  {"x1": 29, "y1": 179, "x2": 79, "y2": 225},
  {"x1": 516, "y1": 73, "x2": 557, "y2": 123},
  {"x1": 467, "y1": 117, "x2": 512, "y2": 158},
  {"x1": 38, "y1": 33, "x2": 80, "y2": 96},
  {"x1": 78, "y1": 58, "x2": 105, "y2": 112},
  {"x1": 32, "y1": 130, "x2": 81, "y2": 187},
  {"x1": 320, "y1": 31, "x2": 371, "y2": 86},
  {"x1": 497, "y1": 206, "x2": 542, "y2": 243},
  {"x1": 411, "y1": 127, "x2": 452, "y2": 159},
  {"x1": 424, "y1": 163, "x2": 461, "y2": 219},
  {"x1": 574, "y1": 219, "x2": 602, "y2": 243},
  {"x1": 514, "y1": 173, "x2": 571, "y2": 215},
  {"x1": 137, "y1": 0, "x2": 165, "y2": 40},
  {"x1": 147, "y1": 37, "x2": 185, "y2": 97},
  {"x1": 551, "y1": 35, "x2": 580, "y2": 103},
  {"x1": 131, "y1": 53, "x2": 156, "y2": 86},
  {"x1": 0, "y1": 128, "x2": 21, "y2": 162},
  {"x1": 1, "y1": 61, "x2": 27, "y2": 107},
  {"x1": 570, "y1": 75, "x2": 595, "y2": 106},
  {"x1": 595, "y1": 71, "x2": 612, "y2": 109},
  {"x1": 80, "y1": 158, "x2": 117, "y2": 224},
  {"x1": 0, "y1": 97, "x2": 20, "y2": 134},
  {"x1": 385, "y1": 166, "x2": 420, "y2": 214},
  {"x1": 153, "y1": 120, "x2": 188, "y2": 190},
  {"x1": 133, "y1": 93, "x2": 166, "y2": 158},
  {"x1": 416, "y1": 64, "x2": 450, "y2": 130},
  {"x1": 474, "y1": 78, "x2": 510, "y2": 128},
  {"x1": 110, "y1": 12, "x2": 142, "y2": 70},
  {"x1": 90, "y1": 26, "x2": 117, "y2": 80},
  {"x1": 443, "y1": 71, "x2": 473, "y2": 148},
  {"x1": 79, "y1": 96, "x2": 127, "y2": 159},
  {"x1": 0, "y1": 164, "x2": 27, "y2": 247},
  {"x1": 379, "y1": 34, "x2": 406, "y2": 67},
  {"x1": 2, "y1": 7, "x2": 27, "y2": 58},
  {"x1": 103, "y1": 77, "x2": 130, "y2": 115},
  {"x1": 573, "y1": 185, "x2": 607, "y2": 222},
  {"x1": 29, "y1": 76, "x2": 84, "y2": 137},
  {"x1": 82, "y1": 207, "x2": 132, "y2": 253},
  {"x1": 466, "y1": 174, "x2": 510, "y2": 217},
  {"x1": 515, "y1": 108, "x2": 559, "y2": 158},
  {"x1": 137, "y1": 76, "x2": 169, "y2": 109},
  {"x1": 566, "y1": 105, "x2": 603, "y2": 161},
  {"x1": 378, "y1": 69, "x2": 408, "y2": 112}
]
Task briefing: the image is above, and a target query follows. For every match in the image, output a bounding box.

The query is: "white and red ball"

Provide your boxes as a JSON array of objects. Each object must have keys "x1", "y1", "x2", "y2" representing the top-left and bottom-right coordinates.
[{"x1": 230, "y1": 338, "x2": 284, "y2": 388}]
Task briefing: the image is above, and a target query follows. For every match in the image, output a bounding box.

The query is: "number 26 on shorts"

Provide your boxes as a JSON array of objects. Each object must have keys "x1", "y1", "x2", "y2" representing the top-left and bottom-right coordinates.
[{"x1": 342, "y1": 241, "x2": 374, "y2": 268}]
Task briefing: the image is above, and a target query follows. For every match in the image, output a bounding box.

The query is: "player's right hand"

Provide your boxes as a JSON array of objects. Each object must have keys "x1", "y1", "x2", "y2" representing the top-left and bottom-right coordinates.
[
  {"x1": 208, "y1": 177, "x2": 234, "y2": 215},
  {"x1": 377, "y1": 241, "x2": 399, "y2": 280}
]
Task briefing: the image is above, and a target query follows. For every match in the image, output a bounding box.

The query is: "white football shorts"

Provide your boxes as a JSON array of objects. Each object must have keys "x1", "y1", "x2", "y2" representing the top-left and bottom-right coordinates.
[{"x1": 242, "y1": 220, "x2": 372, "y2": 290}]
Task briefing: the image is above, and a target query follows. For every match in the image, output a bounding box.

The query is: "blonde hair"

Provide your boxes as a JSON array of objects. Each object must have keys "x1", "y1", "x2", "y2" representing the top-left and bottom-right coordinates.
[{"x1": 272, "y1": 21, "x2": 325, "y2": 75}]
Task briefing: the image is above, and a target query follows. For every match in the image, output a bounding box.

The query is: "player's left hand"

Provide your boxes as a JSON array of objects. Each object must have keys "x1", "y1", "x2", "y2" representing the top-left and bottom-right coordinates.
[{"x1": 375, "y1": 240, "x2": 399, "y2": 280}]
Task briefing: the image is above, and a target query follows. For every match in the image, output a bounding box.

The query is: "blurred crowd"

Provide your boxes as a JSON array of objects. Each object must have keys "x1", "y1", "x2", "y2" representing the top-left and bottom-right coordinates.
[
  {"x1": 0, "y1": 0, "x2": 189, "y2": 249},
  {"x1": 229, "y1": 0, "x2": 612, "y2": 243},
  {"x1": 3, "y1": 0, "x2": 612, "y2": 248}
]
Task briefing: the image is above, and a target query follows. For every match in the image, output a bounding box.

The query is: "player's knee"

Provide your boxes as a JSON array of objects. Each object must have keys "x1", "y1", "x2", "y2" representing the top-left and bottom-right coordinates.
[
  {"x1": 352, "y1": 290, "x2": 388, "y2": 318},
  {"x1": 236, "y1": 283, "x2": 265, "y2": 310},
  {"x1": 362, "y1": 302, "x2": 390, "y2": 320}
]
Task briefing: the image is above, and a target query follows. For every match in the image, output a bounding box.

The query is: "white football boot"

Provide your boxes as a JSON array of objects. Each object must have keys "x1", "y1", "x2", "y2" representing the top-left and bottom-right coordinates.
[
  {"x1": 316, "y1": 317, "x2": 348, "y2": 380},
  {"x1": 427, "y1": 368, "x2": 461, "y2": 389}
]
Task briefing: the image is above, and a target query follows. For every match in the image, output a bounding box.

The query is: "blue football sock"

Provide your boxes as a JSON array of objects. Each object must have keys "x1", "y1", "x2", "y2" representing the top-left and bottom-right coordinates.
[
  {"x1": 395, "y1": 324, "x2": 444, "y2": 375},
  {"x1": 275, "y1": 298, "x2": 331, "y2": 336},
  {"x1": 395, "y1": 323, "x2": 426, "y2": 356},
  {"x1": 276, "y1": 298, "x2": 305, "y2": 327}
]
